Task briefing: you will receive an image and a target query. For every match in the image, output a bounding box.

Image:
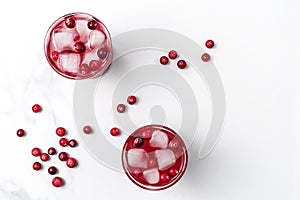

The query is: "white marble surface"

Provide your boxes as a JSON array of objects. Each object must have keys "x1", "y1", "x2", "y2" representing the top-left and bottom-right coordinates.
[{"x1": 1, "y1": 0, "x2": 300, "y2": 199}]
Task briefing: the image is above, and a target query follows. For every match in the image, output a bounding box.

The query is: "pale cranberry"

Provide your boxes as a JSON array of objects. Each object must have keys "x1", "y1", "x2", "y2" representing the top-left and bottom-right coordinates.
[
  {"x1": 79, "y1": 64, "x2": 90, "y2": 75},
  {"x1": 148, "y1": 158, "x2": 157, "y2": 168},
  {"x1": 132, "y1": 168, "x2": 142, "y2": 177},
  {"x1": 110, "y1": 127, "x2": 120, "y2": 136},
  {"x1": 168, "y1": 139, "x2": 179, "y2": 150},
  {"x1": 48, "y1": 166, "x2": 57, "y2": 175},
  {"x1": 56, "y1": 127, "x2": 66, "y2": 137},
  {"x1": 127, "y1": 95, "x2": 137, "y2": 105},
  {"x1": 33, "y1": 162, "x2": 42, "y2": 170},
  {"x1": 87, "y1": 20, "x2": 98, "y2": 30},
  {"x1": 117, "y1": 104, "x2": 126, "y2": 113},
  {"x1": 52, "y1": 51, "x2": 59, "y2": 61},
  {"x1": 160, "y1": 56, "x2": 169, "y2": 65},
  {"x1": 168, "y1": 168, "x2": 179, "y2": 176},
  {"x1": 66, "y1": 157, "x2": 77, "y2": 168},
  {"x1": 16, "y1": 129, "x2": 25, "y2": 137},
  {"x1": 97, "y1": 47, "x2": 108, "y2": 59},
  {"x1": 205, "y1": 39, "x2": 214, "y2": 48},
  {"x1": 32, "y1": 104, "x2": 42, "y2": 113},
  {"x1": 133, "y1": 137, "x2": 143, "y2": 148},
  {"x1": 177, "y1": 60, "x2": 187, "y2": 69},
  {"x1": 32, "y1": 147, "x2": 41, "y2": 157},
  {"x1": 83, "y1": 126, "x2": 92, "y2": 134},
  {"x1": 40, "y1": 153, "x2": 49, "y2": 162},
  {"x1": 68, "y1": 139, "x2": 77, "y2": 147},
  {"x1": 141, "y1": 129, "x2": 152, "y2": 139},
  {"x1": 59, "y1": 138, "x2": 68, "y2": 147},
  {"x1": 168, "y1": 50, "x2": 177, "y2": 59},
  {"x1": 58, "y1": 152, "x2": 69, "y2": 161},
  {"x1": 89, "y1": 60, "x2": 101, "y2": 71},
  {"x1": 65, "y1": 17, "x2": 76, "y2": 28},
  {"x1": 48, "y1": 147, "x2": 56, "y2": 155},
  {"x1": 201, "y1": 53, "x2": 210, "y2": 62},
  {"x1": 52, "y1": 177, "x2": 63, "y2": 187},
  {"x1": 160, "y1": 173, "x2": 170, "y2": 183},
  {"x1": 74, "y1": 42, "x2": 85, "y2": 53}
]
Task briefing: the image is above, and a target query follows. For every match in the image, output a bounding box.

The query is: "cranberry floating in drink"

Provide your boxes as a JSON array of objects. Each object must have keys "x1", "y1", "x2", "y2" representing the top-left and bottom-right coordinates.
[
  {"x1": 122, "y1": 125, "x2": 188, "y2": 191},
  {"x1": 44, "y1": 13, "x2": 112, "y2": 79}
]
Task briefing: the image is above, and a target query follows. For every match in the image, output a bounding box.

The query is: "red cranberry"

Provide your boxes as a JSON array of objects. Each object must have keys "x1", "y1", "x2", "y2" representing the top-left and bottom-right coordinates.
[
  {"x1": 68, "y1": 139, "x2": 77, "y2": 147},
  {"x1": 32, "y1": 104, "x2": 42, "y2": 113},
  {"x1": 205, "y1": 39, "x2": 215, "y2": 48},
  {"x1": 168, "y1": 168, "x2": 179, "y2": 177},
  {"x1": 33, "y1": 162, "x2": 42, "y2": 171},
  {"x1": 132, "y1": 168, "x2": 142, "y2": 177},
  {"x1": 127, "y1": 95, "x2": 137, "y2": 105},
  {"x1": 52, "y1": 177, "x2": 63, "y2": 187},
  {"x1": 148, "y1": 158, "x2": 157, "y2": 168},
  {"x1": 79, "y1": 64, "x2": 90, "y2": 75},
  {"x1": 66, "y1": 157, "x2": 77, "y2": 168},
  {"x1": 160, "y1": 56, "x2": 169, "y2": 65},
  {"x1": 97, "y1": 47, "x2": 108, "y2": 60},
  {"x1": 83, "y1": 126, "x2": 92, "y2": 134},
  {"x1": 168, "y1": 139, "x2": 179, "y2": 150},
  {"x1": 40, "y1": 153, "x2": 49, "y2": 162},
  {"x1": 133, "y1": 137, "x2": 144, "y2": 148},
  {"x1": 17, "y1": 129, "x2": 25, "y2": 137},
  {"x1": 32, "y1": 147, "x2": 41, "y2": 157},
  {"x1": 52, "y1": 51, "x2": 59, "y2": 61},
  {"x1": 141, "y1": 129, "x2": 152, "y2": 139},
  {"x1": 177, "y1": 60, "x2": 187, "y2": 69},
  {"x1": 48, "y1": 147, "x2": 56, "y2": 155},
  {"x1": 201, "y1": 53, "x2": 210, "y2": 62},
  {"x1": 110, "y1": 127, "x2": 120, "y2": 136},
  {"x1": 65, "y1": 17, "x2": 76, "y2": 28},
  {"x1": 48, "y1": 166, "x2": 57, "y2": 175},
  {"x1": 168, "y1": 50, "x2": 177, "y2": 59},
  {"x1": 87, "y1": 20, "x2": 98, "y2": 30},
  {"x1": 74, "y1": 42, "x2": 85, "y2": 53},
  {"x1": 59, "y1": 138, "x2": 68, "y2": 147},
  {"x1": 58, "y1": 152, "x2": 69, "y2": 161},
  {"x1": 160, "y1": 173, "x2": 170, "y2": 183},
  {"x1": 56, "y1": 127, "x2": 66, "y2": 137},
  {"x1": 117, "y1": 104, "x2": 126, "y2": 113},
  {"x1": 89, "y1": 60, "x2": 102, "y2": 71}
]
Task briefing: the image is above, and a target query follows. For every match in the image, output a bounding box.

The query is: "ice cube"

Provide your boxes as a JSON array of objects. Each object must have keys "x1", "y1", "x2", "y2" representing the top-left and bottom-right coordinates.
[
  {"x1": 58, "y1": 53, "x2": 80, "y2": 73},
  {"x1": 127, "y1": 149, "x2": 148, "y2": 168},
  {"x1": 149, "y1": 130, "x2": 169, "y2": 148},
  {"x1": 89, "y1": 30, "x2": 105, "y2": 49},
  {"x1": 155, "y1": 149, "x2": 176, "y2": 170},
  {"x1": 53, "y1": 32, "x2": 74, "y2": 50},
  {"x1": 143, "y1": 168, "x2": 159, "y2": 184},
  {"x1": 75, "y1": 20, "x2": 89, "y2": 43}
]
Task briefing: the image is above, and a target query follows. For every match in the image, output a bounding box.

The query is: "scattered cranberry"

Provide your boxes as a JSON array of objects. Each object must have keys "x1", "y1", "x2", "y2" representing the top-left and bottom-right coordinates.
[
  {"x1": 148, "y1": 158, "x2": 157, "y2": 168},
  {"x1": 52, "y1": 177, "x2": 63, "y2": 187},
  {"x1": 79, "y1": 64, "x2": 90, "y2": 75},
  {"x1": 56, "y1": 127, "x2": 66, "y2": 137},
  {"x1": 48, "y1": 166, "x2": 57, "y2": 175},
  {"x1": 33, "y1": 162, "x2": 42, "y2": 171},
  {"x1": 32, "y1": 104, "x2": 42, "y2": 113},
  {"x1": 65, "y1": 17, "x2": 76, "y2": 28},
  {"x1": 83, "y1": 126, "x2": 92, "y2": 134},
  {"x1": 32, "y1": 147, "x2": 41, "y2": 157},
  {"x1": 110, "y1": 127, "x2": 120, "y2": 136},
  {"x1": 168, "y1": 139, "x2": 179, "y2": 150},
  {"x1": 177, "y1": 60, "x2": 187, "y2": 69},
  {"x1": 133, "y1": 137, "x2": 144, "y2": 148},
  {"x1": 127, "y1": 95, "x2": 137, "y2": 105},
  {"x1": 168, "y1": 168, "x2": 179, "y2": 177},
  {"x1": 132, "y1": 168, "x2": 142, "y2": 177},
  {"x1": 40, "y1": 153, "x2": 50, "y2": 162},
  {"x1": 89, "y1": 60, "x2": 102, "y2": 71},
  {"x1": 51, "y1": 51, "x2": 59, "y2": 61},
  {"x1": 117, "y1": 104, "x2": 126, "y2": 113},
  {"x1": 201, "y1": 53, "x2": 211, "y2": 62},
  {"x1": 74, "y1": 42, "x2": 85, "y2": 53},
  {"x1": 160, "y1": 173, "x2": 170, "y2": 183},
  {"x1": 141, "y1": 129, "x2": 152, "y2": 139},
  {"x1": 16, "y1": 129, "x2": 25, "y2": 137},
  {"x1": 48, "y1": 147, "x2": 56, "y2": 155},
  {"x1": 205, "y1": 39, "x2": 215, "y2": 48},
  {"x1": 160, "y1": 56, "x2": 169, "y2": 65},
  {"x1": 66, "y1": 157, "x2": 77, "y2": 168},
  {"x1": 87, "y1": 20, "x2": 98, "y2": 30},
  {"x1": 97, "y1": 47, "x2": 108, "y2": 59},
  {"x1": 59, "y1": 138, "x2": 68, "y2": 147},
  {"x1": 58, "y1": 152, "x2": 69, "y2": 161},
  {"x1": 168, "y1": 50, "x2": 177, "y2": 59},
  {"x1": 68, "y1": 139, "x2": 77, "y2": 147}
]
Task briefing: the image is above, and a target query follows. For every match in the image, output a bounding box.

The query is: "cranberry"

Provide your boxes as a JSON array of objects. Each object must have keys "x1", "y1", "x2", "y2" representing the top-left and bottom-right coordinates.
[
  {"x1": 201, "y1": 53, "x2": 211, "y2": 62},
  {"x1": 66, "y1": 157, "x2": 77, "y2": 168},
  {"x1": 168, "y1": 50, "x2": 177, "y2": 59},
  {"x1": 205, "y1": 39, "x2": 215, "y2": 48},
  {"x1": 68, "y1": 139, "x2": 77, "y2": 147},
  {"x1": 160, "y1": 173, "x2": 170, "y2": 183},
  {"x1": 59, "y1": 138, "x2": 68, "y2": 147},
  {"x1": 65, "y1": 17, "x2": 76, "y2": 28},
  {"x1": 48, "y1": 147, "x2": 56, "y2": 155},
  {"x1": 168, "y1": 168, "x2": 179, "y2": 177},
  {"x1": 31, "y1": 147, "x2": 41, "y2": 157},
  {"x1": 110, "y1": 127, "x2": 120, "y2": 136},
  {"x1": 56, "y1": 127, "x2": 66, "y2": 137},
  {"x1": 87, "y1": 20, "x2": 98, "y2": 30},
  {"x1": 117, "y1": 104, "x2": 126, "y2": 113},
  {"x1": 52, "y1": 177, "x2": 63, "y2": 187},
  {"x1": 33, "y1": 162, "x2": 42, "y2": 171},
  {"x1": 74, "y1": 42, "x2": 85, "y2": 53},
  {"x1": 89, "y1": 60, "x2": 102, "y2": 71},
  {"x1": 16, "y1": 129, "x2": 25, "y2": 137},
  {"x1": 52, "y1": 51, "x2": 59, "y2": 61},
  {"x1": 58, "y1": 152, "x2": 69, "y2": 161},
  {"x1": 132, "y1": 168, "x2": 142, "y2": 177},
  {"x1": 141, "y1": 129, "x2": 152, "y2": 139},
  {"x1": 32, "y1": 104, "x2": 42, "y2": 113},
  {"x1": 160, "y1": 56, "x2": 169, "y2": 65},
  {"x1": 133, "y1": 137, "x2": 144, "y2": 148},
  {"x1": 97, "y1": 47, "x2": 108, "y2": 60},
  {"x1": 168, "y1": 139, "x2": 179, "y2": 150},
  {"x1": 79, "y1": 64, "x2": 90, "y2": 75},
  {"x1": 177, "y1": 60, "x2": 187, "y2": 69},
  {"x1": 83, "y1": 126, "x2": 92, "y2": 134},
  {"x1": 148, "y1": 158, "x2": 157, "y2": 168},
  {"x1": 40, "y1": 153, "x2": 49, "y2": 162},
  {"x1": 48, "y1": 166, "x2": 57, "y2": 175},
  {"x1": 127, "y1": 95, "x2": 137, "y2": 105}
]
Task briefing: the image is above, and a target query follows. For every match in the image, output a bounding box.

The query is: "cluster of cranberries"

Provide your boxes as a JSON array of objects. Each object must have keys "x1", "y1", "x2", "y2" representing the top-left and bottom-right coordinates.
[
  {"x1": 160, "y1": 50, "x2": 187, "y2": 69},
  {"x1": 201, "y1": 39, "x2": 215, "y2": 62}
]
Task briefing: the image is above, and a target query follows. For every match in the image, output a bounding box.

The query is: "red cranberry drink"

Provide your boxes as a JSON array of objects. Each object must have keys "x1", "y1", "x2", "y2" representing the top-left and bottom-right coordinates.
[
  {"x1": 44, "y1": 13, "x2": 112, "y2": 79},
  {"x1": 122, "y1": 125, "x2": 188, "y2": 191}
]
